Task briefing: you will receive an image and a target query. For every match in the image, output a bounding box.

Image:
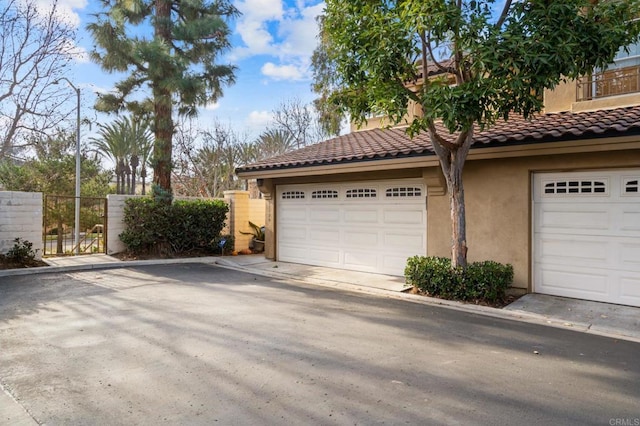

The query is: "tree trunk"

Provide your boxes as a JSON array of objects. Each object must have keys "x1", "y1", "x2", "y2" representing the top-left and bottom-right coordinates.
[
  {"x1": 115, "y1": 162, "x2": 122, "y2": 194},
  {"x1": 56, "y1": 217, "x2": 64, "y2": 254},
  {"x1": 445, "y1": 153, "x2": 468, "y2": 268},
  {"x1": 130, "y1": 155, "x2": 139, "y2": 195},
  {"x1": 125, "y1": 164, "x2": 131, "y2": 195},
  {"x1": 152, "y1": 0, "x2": 174, "y2": 200},
  {"x1": 141, "y1": 166, "x2": 147, "y2": 195},
  {"x1": 430, "y1": 129, "x2": 473, "y2": 269}
]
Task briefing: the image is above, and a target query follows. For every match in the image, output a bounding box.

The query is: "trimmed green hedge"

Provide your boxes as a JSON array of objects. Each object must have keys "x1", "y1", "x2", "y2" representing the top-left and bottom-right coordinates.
[
  {"x1": 119, "y1": 197, "x2": 229, "y2": 255},
  {"x1": 404, "y1": 256, "x2": 514, "y2": 304}
]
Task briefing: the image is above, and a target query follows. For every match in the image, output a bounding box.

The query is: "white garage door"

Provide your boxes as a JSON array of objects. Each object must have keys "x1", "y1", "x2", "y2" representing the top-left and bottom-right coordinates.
[
  {"x1": 276, "y1": 179, "x2": 427, "y2": 276},
  {"x1": 533, "y1": 170, "x2": 640, "y2": 307}
]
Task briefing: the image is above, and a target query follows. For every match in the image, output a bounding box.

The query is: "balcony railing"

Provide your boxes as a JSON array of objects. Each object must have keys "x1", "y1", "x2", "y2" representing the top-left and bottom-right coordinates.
[{"x1": 576, "y1": 64, "x2": 640, "y2": 101}]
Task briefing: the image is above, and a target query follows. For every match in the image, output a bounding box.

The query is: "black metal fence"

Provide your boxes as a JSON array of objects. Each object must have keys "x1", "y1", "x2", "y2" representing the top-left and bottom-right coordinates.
[{"x1": 43, "y1": 195, "x2": 107, "y2": 256}]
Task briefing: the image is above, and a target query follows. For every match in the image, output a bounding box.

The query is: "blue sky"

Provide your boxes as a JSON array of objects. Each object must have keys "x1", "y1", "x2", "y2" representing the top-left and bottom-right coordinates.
[{"x1": 51, "y1": 0, "x2": 325, "y2": 140}]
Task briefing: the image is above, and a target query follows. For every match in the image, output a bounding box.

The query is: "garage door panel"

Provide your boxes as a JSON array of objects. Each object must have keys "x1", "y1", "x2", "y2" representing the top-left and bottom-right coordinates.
[
  {"x1": 310, "y1": 208, "x2": 340, "y2": 222},
  {"x1": 343, "y1": 230, "x2": 378, "y2": 247},
  {"x1": 344, "y1": 250, "x2": 378, "y2": 271},
  {"x1": 384, "y1": 232, "x2": 424, "y2": 250},
  {"x1": 621, "y1": 209, "x2": 640, "y2": 232},
  {"x1": 279, "y1": 207, "x2": 308, "y2": 222},
  {"x1": 621, "y1": 242, "x2": 640, "y2": 269},
  {"x1": 537, "y1": 237, "x2": 608, "y2": 265},
  {"x1": 534, "y1": 169, "x2": 640, "y2": 307},
  {"x1": 538, "y1": 267, "x2": 609, "y2": 295},
  {"x1": 279, "y1": 244, "x2": 341, "y2": 265},
  {"x1": 383, "y1": 209, "x2": 424, "y2": 225},
  {"x1": 620, "y1": 276, "x2": 640, "y2": 303},
  {"x1": 539, "y1": 208, "x2": 610, "y2": 231},
  {"x1": 307, "y1": 228, "x2": 341, "y2": 244},
  {"x1": 279, "y1": 226, "x2": 307, "y2": 240},
  {"x1": 344, "y1": 208, "x2": 378, "y2": 223}
]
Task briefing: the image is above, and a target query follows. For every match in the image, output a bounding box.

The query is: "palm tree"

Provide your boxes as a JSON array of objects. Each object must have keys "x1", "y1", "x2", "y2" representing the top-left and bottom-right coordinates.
[
  {"x1": 256, "y1": 128, "x2": 295, "y2": 159},
  {"x1": 125, "y1": 117, "x2": 153, "y2": 195},
  {"x1": 90, "y1": 120, "x2": 130, "y2": 194},
  {"x1": 91, "y1": 116, "x2": 154, "y2": 195}
]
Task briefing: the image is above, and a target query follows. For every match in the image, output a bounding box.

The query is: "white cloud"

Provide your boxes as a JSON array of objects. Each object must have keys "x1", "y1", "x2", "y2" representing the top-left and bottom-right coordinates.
[
  {"x1": 261, "y1": 62, "x2": 305, "y2": 80},
  {"x1": 277, "y1": 2, "x2": 324, "y2": 58},
  {"x1": 232, "y1": 0, "x2": 284, "y2": 59},
  {"x1": 231, "y1": 1, "x2": 325, "y2": 82},
  {"x1": 33, "y1": 0, "x2": 87, "y2": 28},
  {"x1": 246, "y1": 110, "x2": 273, "y2": 131},
  {"x1": 204, "y1": 102, "x2": 220, "y2": 111},
  {"x1": 66, "y1": 41, "x2": 90, "y2": 63}
]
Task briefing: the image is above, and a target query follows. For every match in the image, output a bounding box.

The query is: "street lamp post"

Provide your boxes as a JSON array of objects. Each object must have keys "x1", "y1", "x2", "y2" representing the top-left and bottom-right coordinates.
[{"x1": 54, "y1": 78, "x2": 81, "y2": 255}]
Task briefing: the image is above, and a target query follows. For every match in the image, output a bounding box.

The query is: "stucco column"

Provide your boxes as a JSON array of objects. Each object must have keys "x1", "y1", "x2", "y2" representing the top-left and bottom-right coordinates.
[
  {"x1": 256, "y1": 179, "x2": 275, "y2": 260},
  {"x1": 224, "y1": 190, "x2": 251, "y2": 251}
]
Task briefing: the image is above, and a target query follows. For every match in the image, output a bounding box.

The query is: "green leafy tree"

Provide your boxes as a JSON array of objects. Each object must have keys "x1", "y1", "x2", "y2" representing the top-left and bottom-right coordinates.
[
  {"x1": 311, "y1": 15, "x2": 343, "y2": 137},
  {"x1": 87, "y1": 0, "x2": 239, "y2": 198},
  {"x1": 0, "y1": 132, "x2": 112, "y2": 197},
  {"x1": 315, "y1": 0, "x2": 640, "y2": 267},
  {"x1": 0, "y1": 132, "x2": 112, "y2": 253}
]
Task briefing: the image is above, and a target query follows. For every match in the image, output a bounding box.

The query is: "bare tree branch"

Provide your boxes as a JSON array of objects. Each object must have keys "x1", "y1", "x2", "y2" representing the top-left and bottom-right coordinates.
[
  {"x1": 0, "y1": 0, "x2": 77, "y2": 160},
  {"x1": 495, "y1": 0, "x2": 513, "y2": 29}
]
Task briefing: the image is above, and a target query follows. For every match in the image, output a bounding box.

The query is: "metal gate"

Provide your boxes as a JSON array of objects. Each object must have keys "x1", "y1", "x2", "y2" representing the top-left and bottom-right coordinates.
[{"x1": 43, "y1": 195, "x2": 107, "y2": 256}]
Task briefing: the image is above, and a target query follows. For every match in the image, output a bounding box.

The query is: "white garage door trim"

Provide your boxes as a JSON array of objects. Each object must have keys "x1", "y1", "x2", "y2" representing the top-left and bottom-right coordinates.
[
  {"x1": 276, "y1": 179, "x2": 427, "y2": 276},
  {"x1": 533, "y1": 169, "x2": 640, "y2": 307}
]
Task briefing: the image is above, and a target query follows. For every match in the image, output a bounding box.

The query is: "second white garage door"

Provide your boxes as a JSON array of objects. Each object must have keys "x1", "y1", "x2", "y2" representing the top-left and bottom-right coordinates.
[
  {"x1": 533, "y1": 170, "x2": 640, "y2": 307},
  {"x1": 276, "y1": 179, "x2": 427, "y2": 276}
]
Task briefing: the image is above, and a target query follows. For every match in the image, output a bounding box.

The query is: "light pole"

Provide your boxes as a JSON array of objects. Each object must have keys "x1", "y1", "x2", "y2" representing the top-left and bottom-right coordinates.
[{"x1": 54, "y1": 78, "x2": 81, "y2": 255}]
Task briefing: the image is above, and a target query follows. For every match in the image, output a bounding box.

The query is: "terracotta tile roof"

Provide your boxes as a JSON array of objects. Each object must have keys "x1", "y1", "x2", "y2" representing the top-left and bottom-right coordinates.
[{"x1": 237, "y1": 106, "x2": 640, "y2": 174}]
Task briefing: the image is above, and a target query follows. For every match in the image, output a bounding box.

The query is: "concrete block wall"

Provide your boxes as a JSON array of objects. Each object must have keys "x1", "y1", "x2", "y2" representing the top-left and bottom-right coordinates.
[
  {"x1": 0, "y1": 191, "x2": 43, "y2": 259},
  {"x1": 106, "y1": 194, "x2": 141, "y2": 255}
]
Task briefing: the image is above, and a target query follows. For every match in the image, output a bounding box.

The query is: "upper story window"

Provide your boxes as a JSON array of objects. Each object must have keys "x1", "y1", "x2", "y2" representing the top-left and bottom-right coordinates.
[{"x1": 577, "y1": 41, "x2": 640, "y2": 101}]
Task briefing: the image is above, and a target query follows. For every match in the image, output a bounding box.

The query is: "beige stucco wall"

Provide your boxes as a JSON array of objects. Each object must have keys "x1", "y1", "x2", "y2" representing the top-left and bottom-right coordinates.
[{"x1": 543, "y1": 80, "x2": 575, "y2": 113}]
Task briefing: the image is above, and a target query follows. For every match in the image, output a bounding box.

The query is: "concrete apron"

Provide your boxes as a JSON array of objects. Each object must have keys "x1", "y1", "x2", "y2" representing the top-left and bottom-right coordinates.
[{"x1": 505, "y1": 293, "x2": 640, "y2": 341}]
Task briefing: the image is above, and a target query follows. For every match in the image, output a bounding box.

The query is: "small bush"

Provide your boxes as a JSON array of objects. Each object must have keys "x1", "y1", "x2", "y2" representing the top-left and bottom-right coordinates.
[
  {"x1": 119, "y1": 197, "x2": 229, "y2": 255},
  {"x1": 5, "y1": 238, "x2": 38, "y2": 262},
  {"x1": 405, "y1": 256, "x2": 513, "y2": 304}
]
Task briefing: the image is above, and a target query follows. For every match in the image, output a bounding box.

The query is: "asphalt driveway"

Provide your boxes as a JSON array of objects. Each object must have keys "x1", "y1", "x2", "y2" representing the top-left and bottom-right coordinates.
[{"x1": 1, "y1": 264, "x2": 639, "y2": 425}]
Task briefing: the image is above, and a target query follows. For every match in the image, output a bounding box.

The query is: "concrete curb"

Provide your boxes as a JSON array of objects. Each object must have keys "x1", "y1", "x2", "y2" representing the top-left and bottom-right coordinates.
[{"x1": 0, "y1": 257, "x2": 219, "y2": 278}]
